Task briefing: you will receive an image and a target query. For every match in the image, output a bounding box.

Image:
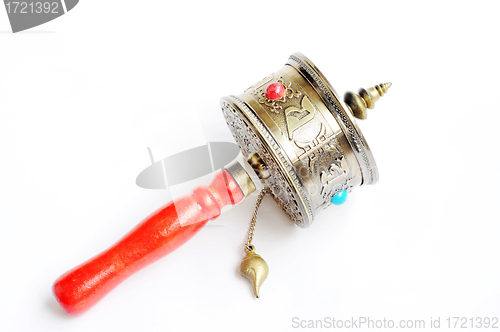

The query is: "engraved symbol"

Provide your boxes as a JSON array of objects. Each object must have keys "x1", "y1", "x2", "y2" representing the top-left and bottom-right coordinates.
[
  {"x1": 295, "y1": 123, "x2": 329, "y2": 160},
  {"x1": 320, "y1": 157, "x2": 347, "y2": 195},
  {"x1": 246, "y1": 74, "x2": 273, "y2": 95},
  {"x1": 285, "y1": 96, "x2": 316, "y2": 140},
  {"x1": 295, "y1": 123, "x2": 339, "y2": 169}
]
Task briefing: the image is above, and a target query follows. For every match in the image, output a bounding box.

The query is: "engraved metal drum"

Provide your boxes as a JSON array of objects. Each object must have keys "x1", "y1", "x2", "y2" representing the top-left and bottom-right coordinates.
[{"x1": 221, "y1": 53, "x2": 378, "y2": 228}]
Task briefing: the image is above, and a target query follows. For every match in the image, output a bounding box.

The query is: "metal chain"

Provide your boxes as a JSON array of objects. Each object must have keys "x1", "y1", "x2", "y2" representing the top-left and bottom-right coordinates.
[{"x1": 245, "y1": 187, "x2": 271, "y2": 250}]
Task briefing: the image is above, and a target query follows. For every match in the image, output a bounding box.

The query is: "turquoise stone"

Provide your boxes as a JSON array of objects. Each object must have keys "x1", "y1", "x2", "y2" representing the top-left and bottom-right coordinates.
[{"x1": 331, "y1": 190, "x2": 348, "y2": 205}]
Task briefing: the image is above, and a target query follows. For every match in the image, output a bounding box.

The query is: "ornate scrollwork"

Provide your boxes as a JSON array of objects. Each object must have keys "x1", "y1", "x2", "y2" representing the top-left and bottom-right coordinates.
[{"x1": 221, "y1": 101, "x2": 309, "y2": 227}]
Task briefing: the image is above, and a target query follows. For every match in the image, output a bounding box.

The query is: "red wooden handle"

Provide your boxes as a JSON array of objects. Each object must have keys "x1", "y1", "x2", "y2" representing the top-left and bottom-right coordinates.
[{"x1": 53, "y1": 170, "x2": 244, "y2": 315}]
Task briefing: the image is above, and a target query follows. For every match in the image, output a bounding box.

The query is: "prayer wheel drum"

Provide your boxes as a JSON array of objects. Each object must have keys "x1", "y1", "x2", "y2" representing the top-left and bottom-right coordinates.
[{"x1": 221, "y1": 53, "x2": 380, "y2": 228}]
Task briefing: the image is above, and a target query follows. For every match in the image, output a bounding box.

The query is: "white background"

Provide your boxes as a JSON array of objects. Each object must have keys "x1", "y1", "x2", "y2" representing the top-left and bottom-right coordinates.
[{"x1": 1, "y1": 1, "x2": 499, "y2": 331}]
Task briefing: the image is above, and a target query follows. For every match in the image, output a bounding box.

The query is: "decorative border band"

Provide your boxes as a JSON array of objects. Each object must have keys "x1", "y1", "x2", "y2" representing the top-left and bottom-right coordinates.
[{"x1": 287, "y1": 54, "x2": 378, "y2": 185}]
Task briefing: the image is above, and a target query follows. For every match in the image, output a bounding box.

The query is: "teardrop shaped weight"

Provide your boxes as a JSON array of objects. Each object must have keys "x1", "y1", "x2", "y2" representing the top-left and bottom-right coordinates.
[{"x1": 240, "y1": 248, "x2": 269, "y2": 298}]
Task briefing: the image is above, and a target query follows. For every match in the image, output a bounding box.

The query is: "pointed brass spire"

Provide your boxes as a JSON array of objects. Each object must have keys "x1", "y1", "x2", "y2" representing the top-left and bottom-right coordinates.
[{"x1": 344, "y1": 83, "x2": 392, "y2": 120}]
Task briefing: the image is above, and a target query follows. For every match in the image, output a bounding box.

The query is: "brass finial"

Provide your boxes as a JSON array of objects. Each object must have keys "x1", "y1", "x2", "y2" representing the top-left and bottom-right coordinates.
[{"x1": 344, "y1": 83, "x2": 392, "y2": 120}]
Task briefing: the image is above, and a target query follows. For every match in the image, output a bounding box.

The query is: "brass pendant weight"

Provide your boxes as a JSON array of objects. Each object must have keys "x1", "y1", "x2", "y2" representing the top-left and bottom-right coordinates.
[
  {"x1": 240, "y1": 246, "x2": 268, "y2": 298},
  {"x1": 240, "y1": 187, "x2": 270, "y2": 298}
]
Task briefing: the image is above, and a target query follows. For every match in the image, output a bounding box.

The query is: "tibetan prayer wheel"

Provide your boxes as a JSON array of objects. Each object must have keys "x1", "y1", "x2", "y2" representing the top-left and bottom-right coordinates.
[{"x1": 52, "y1": 53, "x2": 391, "y2": 315}]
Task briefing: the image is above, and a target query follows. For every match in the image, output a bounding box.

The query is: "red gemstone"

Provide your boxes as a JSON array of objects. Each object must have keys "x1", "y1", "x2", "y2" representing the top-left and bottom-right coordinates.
[{"x1": 265, "y1": 82, "x2": 286, "y2": 100}]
